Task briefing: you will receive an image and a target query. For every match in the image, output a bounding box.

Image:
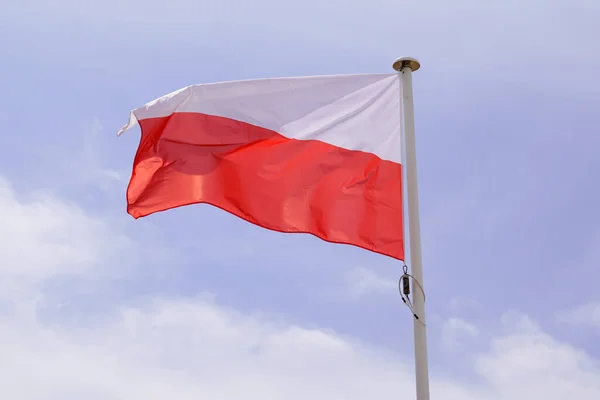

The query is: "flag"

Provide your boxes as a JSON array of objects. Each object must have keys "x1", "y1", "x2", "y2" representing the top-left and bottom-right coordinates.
[{"x1": 118, "y1": 73, "x2": 404, "y2": 260}]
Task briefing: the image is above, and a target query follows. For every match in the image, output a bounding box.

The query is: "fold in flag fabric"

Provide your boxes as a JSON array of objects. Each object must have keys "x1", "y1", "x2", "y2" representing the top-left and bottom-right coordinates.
[{"x1": 118, "y1": 73, "x2": 404, "y2": 260}]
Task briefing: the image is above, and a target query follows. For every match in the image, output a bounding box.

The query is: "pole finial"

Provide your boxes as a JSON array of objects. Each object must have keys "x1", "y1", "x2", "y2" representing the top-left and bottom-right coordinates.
[{"x1": 392, "y1": 57, "x2": 421, "y2": 72}]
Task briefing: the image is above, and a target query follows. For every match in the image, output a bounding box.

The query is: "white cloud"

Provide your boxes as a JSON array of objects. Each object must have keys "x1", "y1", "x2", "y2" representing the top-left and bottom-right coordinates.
[
  {"x1": 448, "y1": 297, "x2": 480, "y2": 311},
  {"x1": 441, "y1": 317, "x2": 479, "y2": 350},
  {"x1": 343, "y1": 266, "x2": 396, "y2": 296},
  {"x1": 556, "y1": 302, "x2": 600, "y2": 329},
  {"x1": 80, "y1": 117, "x2": 124, "y2": 189},
  {"x1": 1, "y1": 297, "x2": 411, "y2": 399},
  {"x1": 475, "y1": 313, "x2": 600, "y2": 399},
  {"x1": 42, "y1": 117, "x2": 124, "y2": 192},
  {"x1": 0, "y1": 176, "x2": 130, "y2": 285},
  {"x1": 1, "y1": 175, "x2": 600, "y2": 399},
  {"x1": 3, "y1": 295, "x2": 600, "y2": 399}
]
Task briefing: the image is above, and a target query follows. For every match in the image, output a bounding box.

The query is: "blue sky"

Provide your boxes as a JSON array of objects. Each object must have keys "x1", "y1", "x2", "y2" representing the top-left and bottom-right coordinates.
[{"x1": 1, "y1": 0, "x2": 600, "y2": 398}]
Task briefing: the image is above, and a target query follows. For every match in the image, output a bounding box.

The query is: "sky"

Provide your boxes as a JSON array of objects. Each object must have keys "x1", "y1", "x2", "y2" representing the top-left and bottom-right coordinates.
[{"x1": 1, "y1": 0, "x2": 600, "y2": 398}]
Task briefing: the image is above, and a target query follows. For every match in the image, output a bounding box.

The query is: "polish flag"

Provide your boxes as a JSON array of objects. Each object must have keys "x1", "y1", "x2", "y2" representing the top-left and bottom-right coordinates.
[{"x1": 118, "y1": 73, "x2": 404, "y2": 260}]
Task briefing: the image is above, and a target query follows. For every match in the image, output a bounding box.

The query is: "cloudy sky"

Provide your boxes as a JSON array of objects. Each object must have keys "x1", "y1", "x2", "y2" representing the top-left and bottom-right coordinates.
[{"x1": 1, "y1": 0, "x2": 600, "y2": 398}]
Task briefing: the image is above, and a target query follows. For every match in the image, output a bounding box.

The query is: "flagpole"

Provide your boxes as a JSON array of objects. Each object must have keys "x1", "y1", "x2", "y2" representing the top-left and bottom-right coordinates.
[{"x1": 393, "y1": 57, "x2": 430, "y2": 400}]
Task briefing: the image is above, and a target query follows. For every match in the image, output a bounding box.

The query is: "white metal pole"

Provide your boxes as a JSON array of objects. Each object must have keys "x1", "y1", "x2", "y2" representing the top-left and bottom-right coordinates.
[{"x1": 393, "y1": 57, "x2": 430, "y2": 400}]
